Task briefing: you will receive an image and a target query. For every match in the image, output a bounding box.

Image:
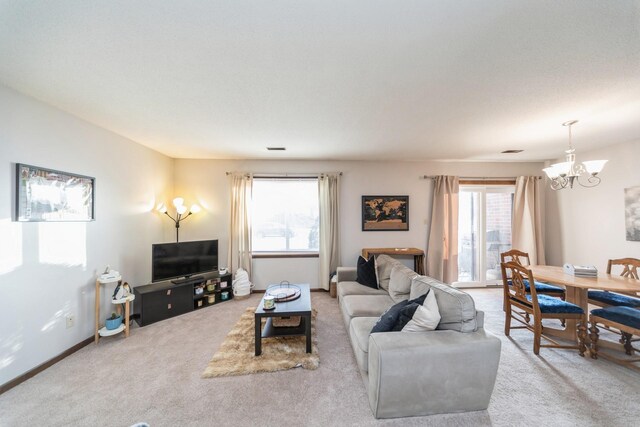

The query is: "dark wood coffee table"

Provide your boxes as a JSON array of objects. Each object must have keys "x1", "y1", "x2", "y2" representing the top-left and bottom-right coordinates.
[{"x1": 254, "y1": 284, "x2": 312, "y2": 356}]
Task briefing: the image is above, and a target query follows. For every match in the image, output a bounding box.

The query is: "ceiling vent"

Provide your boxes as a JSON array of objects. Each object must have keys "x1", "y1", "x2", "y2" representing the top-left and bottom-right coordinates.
[
  {"x1": 501, "y1": 149, "x2": 523, "y2": 154},
  {"x1": 267, "y1": 147, "x2": 286, "y2": 151}
]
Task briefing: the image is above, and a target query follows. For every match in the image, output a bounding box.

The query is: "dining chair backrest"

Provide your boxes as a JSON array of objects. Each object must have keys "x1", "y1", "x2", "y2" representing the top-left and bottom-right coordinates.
[
  {"x1": 501, "y1": 261, "x2": 540, "y2": 312},
  {"x1": 607, "y1": 258, "x2": 640, "y2": 279},
  {"x1": 500, "y1": 249, "x2": 531, "y2": 267}
]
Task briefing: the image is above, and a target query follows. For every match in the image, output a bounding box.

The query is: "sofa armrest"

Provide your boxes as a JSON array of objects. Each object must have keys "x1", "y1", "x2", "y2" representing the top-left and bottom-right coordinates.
[
  {"x1": 367, "y1": 329, "x2": 501, "y2": 419},
  {"x1": 337, "y1": 266, "x2": 357, "y2": 283}
]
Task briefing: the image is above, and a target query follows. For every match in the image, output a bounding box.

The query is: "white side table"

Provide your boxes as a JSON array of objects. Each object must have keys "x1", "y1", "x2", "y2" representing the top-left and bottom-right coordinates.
[{"x1": 94, "y1": 275, "x2": 135, "y2": 344}]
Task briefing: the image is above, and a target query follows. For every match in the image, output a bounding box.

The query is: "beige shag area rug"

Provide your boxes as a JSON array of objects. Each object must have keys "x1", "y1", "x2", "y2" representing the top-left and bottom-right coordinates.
[{"x1": 202, "y1": 307, "x2": 319, "y2": 378}]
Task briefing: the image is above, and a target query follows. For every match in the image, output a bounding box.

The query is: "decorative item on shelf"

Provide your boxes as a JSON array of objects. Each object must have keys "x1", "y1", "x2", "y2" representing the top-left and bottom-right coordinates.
[
  {"x1": 219, "y1": 267, "x2": 228, "y2": 275},
  {"x1": 543, "y1": 120, "x2": 607, "y2": 190},
  {"x1": 221, "y1": 291, "x2": 230, "y2": 301},
  {"x1": 197, "y1": 299, "x2": 204, "y2": 308},
  {"x1": 266, "y1": 281, "x2": 301, "y2": 302},
  {"x1": 220, "y1": 280, "x2": 228, "y2": 289},
  {"x1": 206, "y1": 280, "x2": 216, "y2": 292},
  {"x1": 207, "y1": 294, "x2": 215, "y2": 304},
  {"x1": 99, "y1": 266, "x2": 121, "y2": 283},
  {"x1": 105, "y1": 313, "x2": 123, "y2": 330},
  {"x1": 112, "y1": 281, "x2": 132, "y2": 300},
  {"x1": 155, "y1": 197, "x2": 202, "y2": 242},
  {"x1": 195, "y1": 285, "x2": 204, "y2": 296}
]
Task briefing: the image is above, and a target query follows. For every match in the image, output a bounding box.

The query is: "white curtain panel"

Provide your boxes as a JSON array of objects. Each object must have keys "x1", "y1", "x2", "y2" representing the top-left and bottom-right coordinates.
[
  {"x1": 512, "y1": 176, "x2": 546, "y2": 265},
  {"x1": 228, "y1": 173, "x2": 253, "y2": 279},
  {"x1": 426, "y1": 175, "x2": 460, "y2": 283},
  {"x1": 318, "y1": 173, "x2": 340, "y2": 290}
]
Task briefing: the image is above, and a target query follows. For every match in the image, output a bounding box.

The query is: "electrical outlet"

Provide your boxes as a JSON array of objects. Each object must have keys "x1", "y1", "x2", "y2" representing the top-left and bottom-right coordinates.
[{"x1": 66, "y1": 315, "x2": 75, "y2": 329}]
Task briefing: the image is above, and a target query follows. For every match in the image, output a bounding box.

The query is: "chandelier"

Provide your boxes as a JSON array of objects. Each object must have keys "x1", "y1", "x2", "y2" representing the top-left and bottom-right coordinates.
[{"x1": 543, "y1": 120, "x2": 607, "y2": 190}]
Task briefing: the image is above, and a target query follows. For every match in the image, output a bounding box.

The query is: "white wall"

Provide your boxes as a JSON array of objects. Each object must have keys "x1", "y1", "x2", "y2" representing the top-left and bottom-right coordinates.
[
  {"x1": 174, "y1": 159, "x2": 544, "y2": 289},
  {"x1": 545, "y1": 139, "x2": 640, "y2": 270},
  {"x1": 0, "y1": 85, "x2": 173, "y2": 385}
]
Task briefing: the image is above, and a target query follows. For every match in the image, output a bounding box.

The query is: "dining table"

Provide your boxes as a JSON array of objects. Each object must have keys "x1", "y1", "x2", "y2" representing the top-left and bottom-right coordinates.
[{"x1": 530, "y1": 265, "x2": 640, "y2": 343}]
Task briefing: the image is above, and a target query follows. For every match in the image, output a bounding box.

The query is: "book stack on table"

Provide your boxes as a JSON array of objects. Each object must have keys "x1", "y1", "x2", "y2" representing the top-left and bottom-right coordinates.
[{"x1": 563, "y1": 263, "x2": 598, "y2": 277}]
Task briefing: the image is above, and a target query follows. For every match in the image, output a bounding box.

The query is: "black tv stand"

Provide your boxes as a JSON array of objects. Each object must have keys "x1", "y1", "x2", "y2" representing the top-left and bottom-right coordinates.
[
  {"x1": 171, "y1": 275, "x2": 204, "y2": 285},
  {"x1": 134, "y1": 272, "x2": 233, "y2": 327}
]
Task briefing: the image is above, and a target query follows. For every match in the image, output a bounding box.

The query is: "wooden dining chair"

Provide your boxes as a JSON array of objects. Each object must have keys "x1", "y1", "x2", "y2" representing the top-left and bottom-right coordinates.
[
  {"x1": 587, "y1": 258, "x2": 640, "y2": 308},
  {"x1": 501, "y1": 249, "x2": 566, "y2": 326},
  {"x1": 501, "y1": 261, "x2": 587, "y2": 356},
  {"x1": 500, "y1": 249, "x2": 566, "y2": 299},
  {"x1": 589, "y1": 306, "x2": 640, "y2": 370}
]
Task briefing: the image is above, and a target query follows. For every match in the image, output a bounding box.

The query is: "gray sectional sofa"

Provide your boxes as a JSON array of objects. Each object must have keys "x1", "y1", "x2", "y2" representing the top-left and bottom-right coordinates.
[{"x1": 337, "y1": 255, "x2": 501, "y2": 419}]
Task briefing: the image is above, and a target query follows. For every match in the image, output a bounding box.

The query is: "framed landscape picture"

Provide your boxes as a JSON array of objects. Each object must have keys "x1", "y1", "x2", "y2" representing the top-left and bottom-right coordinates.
[
  {"x1": 362, "y1": 195, "x2": 409, "y2": 231},
  {"x1": 15, "y1": 163, "x2": 95, "y2": 222}
]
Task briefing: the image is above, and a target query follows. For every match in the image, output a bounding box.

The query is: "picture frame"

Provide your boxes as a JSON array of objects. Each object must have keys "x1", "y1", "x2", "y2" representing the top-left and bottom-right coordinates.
[
  {"x1": 362, "y1": 195, "x2": 409, "y2": 231},
  {"x1": 15, "y1": 163, "x2": 95, "y2": 222},
  {"x1": 625, "y1": 186, "x2": 640, "y2": 241}
]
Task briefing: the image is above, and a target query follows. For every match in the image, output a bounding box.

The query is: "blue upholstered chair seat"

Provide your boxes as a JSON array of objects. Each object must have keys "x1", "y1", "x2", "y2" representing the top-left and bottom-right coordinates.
[
  {"x1": 524, "y1": 294, "x2": 584, "y2": 314},
  {"x1": 587, "y1": 290, "x2": 640, "y2": 308},
  {"x1": 508, "y1": 279, "x2": 565, "y2": 294},
  {"x1": 591, "y1": 306, "x2": 640, "y2": 330}
]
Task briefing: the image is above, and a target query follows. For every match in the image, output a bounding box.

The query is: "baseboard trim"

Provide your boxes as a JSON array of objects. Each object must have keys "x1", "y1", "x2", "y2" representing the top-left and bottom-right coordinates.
[{"x1": 0, "y1": 336, "x2": 93, "y2": 395}]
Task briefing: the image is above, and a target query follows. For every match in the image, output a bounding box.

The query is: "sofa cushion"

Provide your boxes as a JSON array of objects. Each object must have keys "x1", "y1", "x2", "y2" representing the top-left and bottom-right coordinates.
[
  {"x1": 337, "y1": 281, "x2": 388, "y2": 299},
  {"x1": 342, "y1": 294, "x2": 395, "y2": 321},
  {"x1": 375, "y1": 254, "x2": 402, "y2": 292},
  {"x1": 409, "y1": 275, "x2": 442, "y2": 300},
  {"x1": 357, "y1": 256, "x2": 378, "y2": 289},
  {"x1": 349, "y1": 317, "x2": 379, "y2": 372},
  {"x1": 410, "y1": 276, "x2": 477, "y2": 332},
  {"x1": 389, "y1": 264, "x2": 417, "y2": 303},
  {"x1": 403, "y1": 291, "x2": 441, "y2": 332},
  {"x1": 371, "y1": 299, "x2": 411, "y2": 333},
  {"x1": 592, "y1": 306, "x2": 640, "y2": 329}
]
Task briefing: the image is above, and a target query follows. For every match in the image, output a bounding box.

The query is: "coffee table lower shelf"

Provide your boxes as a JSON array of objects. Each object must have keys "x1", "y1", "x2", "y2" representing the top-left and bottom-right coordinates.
[{"x1": 255, "y1": 313, "x2": 312, "y2": 356}]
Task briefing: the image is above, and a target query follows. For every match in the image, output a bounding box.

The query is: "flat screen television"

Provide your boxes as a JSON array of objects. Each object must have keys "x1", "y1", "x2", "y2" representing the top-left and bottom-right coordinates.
[{"x1": 152, "y1": 239, "x2": 218, "y2": 282}]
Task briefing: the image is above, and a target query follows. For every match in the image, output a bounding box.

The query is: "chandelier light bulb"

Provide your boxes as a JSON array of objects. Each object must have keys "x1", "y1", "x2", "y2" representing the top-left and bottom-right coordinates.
[
  {"x1": 176, "y1": 205, "x2": 188, "y2": 215},
  {"x1": 190, "y1": 204, "x2": 201, "y2": 214},
  {"x1": 156, "y1": 202, "x2": 167, "y2": 213}
]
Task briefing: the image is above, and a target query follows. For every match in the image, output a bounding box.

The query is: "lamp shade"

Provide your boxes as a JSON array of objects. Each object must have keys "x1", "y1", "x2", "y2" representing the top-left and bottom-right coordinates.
[
  {"x1": 176, "y1": 205, "x2": 187, "y2": 215},
  {"x1": 156, "y1": 202, "x2": 167, "y2": 213},
  {"x1": 582, "y1": 160, "x2": 608, "y2": 175},
  {"x1": 190, "y1": 204, "x2": 201, "y2": 214},
  {"x1": 543, "y1": 167, "x2": 559, "y2": 179},
  {"x1": 552, "y1": 161, "x2": 571, "y2": 177},
  {"x1": 172, "y1": 197, "x2": 184, "y2": 208}
]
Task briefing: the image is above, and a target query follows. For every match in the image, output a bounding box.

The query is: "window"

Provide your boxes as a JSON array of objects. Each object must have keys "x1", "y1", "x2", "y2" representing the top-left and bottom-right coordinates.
[
  {"x1": 456, "y1": 185, "x2": 514, "y2": 286},
  {"x1": 252, "y1": 178, "x2": 319, "y2": 253}
]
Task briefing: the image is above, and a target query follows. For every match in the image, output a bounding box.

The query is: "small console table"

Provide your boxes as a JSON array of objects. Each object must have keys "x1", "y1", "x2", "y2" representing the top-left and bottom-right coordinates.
[{"x1": 361, "y1": 247, "x2": 426, "y2": 275}]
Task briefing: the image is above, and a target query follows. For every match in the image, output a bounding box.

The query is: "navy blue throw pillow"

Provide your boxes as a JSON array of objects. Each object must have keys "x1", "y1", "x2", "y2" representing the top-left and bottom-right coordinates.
[
  {"x1": 393, "y1": 303, "x2": 422, "y2": 331},
  {"x1": 371, "y1": 299, "x2": 410, "y2": 333},
  {"x1": 356, "y1": 256, "x2": 378, "y2": 289}
]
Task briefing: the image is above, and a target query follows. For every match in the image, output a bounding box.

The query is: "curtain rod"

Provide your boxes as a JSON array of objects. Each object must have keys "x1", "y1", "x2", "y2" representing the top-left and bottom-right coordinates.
[
  {"x1": 226, "y1": 172, "x2": 342, "y2": 176},
  {"x1": 421, "y1": 175, "x2": 541, "y2": 180}
]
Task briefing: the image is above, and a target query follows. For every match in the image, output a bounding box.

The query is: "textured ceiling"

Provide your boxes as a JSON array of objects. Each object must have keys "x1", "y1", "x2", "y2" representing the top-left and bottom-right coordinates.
[{"x1": 0, "y1": 1, "x2": 639, "y2": 161}]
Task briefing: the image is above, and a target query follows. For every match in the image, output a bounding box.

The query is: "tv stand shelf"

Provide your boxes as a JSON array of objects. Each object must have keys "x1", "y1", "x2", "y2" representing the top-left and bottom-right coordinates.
[{"x1": 133, "y1": 272, "x2": 232, "y2": 327}]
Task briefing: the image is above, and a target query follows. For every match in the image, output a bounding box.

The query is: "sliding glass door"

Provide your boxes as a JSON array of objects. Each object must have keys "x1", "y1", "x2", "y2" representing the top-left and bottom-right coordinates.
[{"x1": 456, "y1": 185, "x2": 514, "y2": 286}]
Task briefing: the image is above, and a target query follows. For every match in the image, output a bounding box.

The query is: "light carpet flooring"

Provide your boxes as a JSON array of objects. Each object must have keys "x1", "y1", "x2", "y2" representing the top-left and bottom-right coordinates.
[{"x1": 0, "y1": 289, "x2": 639, "y2": 426}]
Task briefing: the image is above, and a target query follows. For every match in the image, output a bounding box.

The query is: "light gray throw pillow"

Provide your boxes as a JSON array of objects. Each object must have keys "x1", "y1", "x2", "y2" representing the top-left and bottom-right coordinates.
[
  {"x1": 402, "y1": 290, "x2": 441, "y2": 332},
  {"x1": 388, "y1": 264, "x2": 417, "y2": 303},
  {"x1": 375, "y1": 254, "x2": 398, "y2": 292}
]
